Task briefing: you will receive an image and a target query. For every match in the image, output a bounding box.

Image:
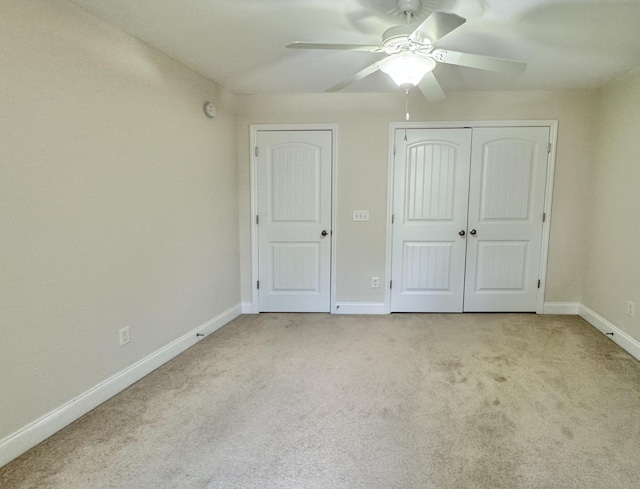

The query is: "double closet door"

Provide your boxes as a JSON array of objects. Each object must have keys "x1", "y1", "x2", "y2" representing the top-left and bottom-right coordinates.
[{"x1": 390, "y1": 126, "x2": 550, "y2": 312}]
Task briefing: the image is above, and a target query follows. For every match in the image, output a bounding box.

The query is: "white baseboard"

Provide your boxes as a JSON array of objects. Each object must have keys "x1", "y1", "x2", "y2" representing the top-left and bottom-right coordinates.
[
  {"x1": 334, "y1": 302, "x2": 388, "y2": 315},
  {"x1": 0, "y1": 304, "x2": 242, "y2": 468},
  {"x1": 241, "y1": 302, "x2": 257, "y2": 314},
  {"x1": 542, "y1": 302, "x2": 580, "y2": 314},
  {"x1": 579, "y1": 304, "x2": 640, "y2": 361}
]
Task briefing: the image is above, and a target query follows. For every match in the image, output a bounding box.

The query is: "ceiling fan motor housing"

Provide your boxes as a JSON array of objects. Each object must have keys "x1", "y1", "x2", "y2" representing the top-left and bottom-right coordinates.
[
  {"x1": 383, "y1": 25, "x2": 414, "y2": 43},
  {"x1": 382, "y1": 25, "x2": 433, "y2": 52},
  {"x1": 397, "y1": 0, "x2": 422, "y2": 16}
]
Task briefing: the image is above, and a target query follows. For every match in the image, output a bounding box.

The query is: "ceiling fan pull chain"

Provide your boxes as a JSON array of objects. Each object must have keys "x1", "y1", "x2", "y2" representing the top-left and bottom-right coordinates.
[
  {"x1": 405, "y1": 88, "x2": 411, "y2": 123},
  {"x1": 404, "y1": 89, "x2": 409, "y2": 141}
]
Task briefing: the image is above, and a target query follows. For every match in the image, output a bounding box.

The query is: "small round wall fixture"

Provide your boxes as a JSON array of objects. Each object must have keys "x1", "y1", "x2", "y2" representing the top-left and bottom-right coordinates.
[{"x1": 203, "y1": 102, "x2": 217, "y2": 118}]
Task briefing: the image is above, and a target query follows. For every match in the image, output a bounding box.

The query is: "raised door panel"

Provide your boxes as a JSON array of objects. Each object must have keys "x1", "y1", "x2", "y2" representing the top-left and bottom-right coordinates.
[
  {"x1": 406, "y1": 143, "x2": 457, "y2": 221},
  {"x1": 271, "y1": 145, "x2": 320, "y2": 223},
  {"x1": 479, "y1": 140, "x2": 534, "y2": 221},
  {"x1": 474, "y1": 241, "x2": 528, "y2": 290},
  {"x1": 271, "y1": 243, "x2": 320, "y2": 292},
  {"x1": 402, "y1": 242, "x2": 454, "y2": 292}
]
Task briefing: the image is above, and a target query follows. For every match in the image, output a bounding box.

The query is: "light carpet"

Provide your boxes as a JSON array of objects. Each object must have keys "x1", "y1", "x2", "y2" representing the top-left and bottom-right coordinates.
[{"x1": 2, "y1": 313, "x2": 640, "y2": 489}]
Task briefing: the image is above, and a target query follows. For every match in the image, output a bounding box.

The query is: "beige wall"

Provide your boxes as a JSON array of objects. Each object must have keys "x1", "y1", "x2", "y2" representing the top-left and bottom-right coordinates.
[
  {"x1": 583, "y1": 71, "x2": 640, "y2": 341},
  {"x1": 0, "y1": 0, "x2": 239, "y2": 440},
  {"x1": 237, "y1": 90, "x2": 597, "y2": 306}
]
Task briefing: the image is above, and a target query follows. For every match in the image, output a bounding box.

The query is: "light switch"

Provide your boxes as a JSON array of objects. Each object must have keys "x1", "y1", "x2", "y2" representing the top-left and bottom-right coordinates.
[{"x1": 353, "y1": 210, "x2": 369, "y2": 221}]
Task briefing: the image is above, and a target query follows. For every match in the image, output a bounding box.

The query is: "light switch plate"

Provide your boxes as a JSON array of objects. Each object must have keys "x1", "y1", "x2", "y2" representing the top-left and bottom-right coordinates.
[{"x1": 353, "y1": 210, "x2": 369, "y2": 221}]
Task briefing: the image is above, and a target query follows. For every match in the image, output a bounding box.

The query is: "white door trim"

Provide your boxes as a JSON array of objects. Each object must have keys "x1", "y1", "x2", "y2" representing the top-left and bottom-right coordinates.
[
  {"x1": 249, "y1": 124, "x2": 338, "y2": 314},
  {"x1": 385, "y1": 120, "x2": 558, "y2": 315}
]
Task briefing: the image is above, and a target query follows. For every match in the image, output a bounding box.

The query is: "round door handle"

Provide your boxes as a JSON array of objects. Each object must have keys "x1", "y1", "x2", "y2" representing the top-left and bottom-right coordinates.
[
  {"x1": 321, "y1": 230, "x2": 328, "y2": 237},
  {"x1": 458, "y1": 230, "x2": 466, "y2": 236},
  {"x1": 469, "y1": 229, "x2": 477, "y2": 235}
]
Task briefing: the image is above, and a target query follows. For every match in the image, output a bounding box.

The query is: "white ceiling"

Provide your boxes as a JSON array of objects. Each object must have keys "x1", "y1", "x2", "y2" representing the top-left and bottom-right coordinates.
[{"x1": 70, "y1": 0, "x2": 640, "y2": 96}]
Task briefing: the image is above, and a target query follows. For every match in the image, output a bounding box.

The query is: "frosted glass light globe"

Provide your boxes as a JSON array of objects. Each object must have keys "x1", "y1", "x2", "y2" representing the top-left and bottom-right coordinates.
[{"x1": 379, "y1": 53, "x2": 436, "y2": 88}]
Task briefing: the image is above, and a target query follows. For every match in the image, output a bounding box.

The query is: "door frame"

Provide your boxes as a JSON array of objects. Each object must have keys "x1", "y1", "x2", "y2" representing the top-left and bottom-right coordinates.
[
  {"x1": 249, "y1": 124, "x2": 338, "y2": 314},
  {"x1": 385, "y1": 120, "x2": 558, "y2": 314}
]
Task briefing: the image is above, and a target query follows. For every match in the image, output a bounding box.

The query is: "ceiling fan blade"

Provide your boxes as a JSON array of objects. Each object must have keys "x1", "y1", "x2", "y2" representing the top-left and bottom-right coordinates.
[
  {"x1": 433, "y1": 49, "x2": 527, "y2": 73},
  {"x1": 418, "y1": 72, "x2": 446, "y2": 102},
  {"x1": 325, "y1": 61, "x2": 381, "y2": 92},
  {"x1": 409, "y1": 12, "x2": 466, "y2": 45},
  {"x1": 287, "y1": 42, "x2": 382, "y2": 52}
]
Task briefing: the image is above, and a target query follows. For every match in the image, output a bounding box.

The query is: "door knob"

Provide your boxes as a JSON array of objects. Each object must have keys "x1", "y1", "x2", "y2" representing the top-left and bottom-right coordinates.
[
  {"x1": 458, "y1": 230, "x2": 465, "y2": 236},
  {"x1": 469, "y1": 229, "x2": 477, "y2": 235},
  {"x1": 321, "y1": 230, "x2": 328, "y2": 237}
]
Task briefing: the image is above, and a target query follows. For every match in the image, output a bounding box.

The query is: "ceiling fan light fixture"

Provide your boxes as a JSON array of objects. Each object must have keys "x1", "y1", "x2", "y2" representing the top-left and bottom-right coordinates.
[{"x1": 379, "y1": 53, "x2": 436, "y2": 88}]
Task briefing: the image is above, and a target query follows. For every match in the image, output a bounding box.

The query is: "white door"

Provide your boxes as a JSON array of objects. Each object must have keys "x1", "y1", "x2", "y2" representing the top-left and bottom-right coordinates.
[
  {"x1": 390, "y1": 128, "x2": 472, "y2": 312},
  {"x1": 256, "y1": 130, "x2": 332, "y2": 312},
  {"x1": 463, "y1": 127, "x2": 550, "y2": 311}
]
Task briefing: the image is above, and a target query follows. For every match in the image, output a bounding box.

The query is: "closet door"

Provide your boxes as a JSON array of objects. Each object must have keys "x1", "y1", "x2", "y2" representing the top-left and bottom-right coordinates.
[
  {"x1": 390, "y1": 128, "x2": 472, "y2": 312},
  {"x1": 463, "y1": 127, "x2": 550, "y2": 312}
]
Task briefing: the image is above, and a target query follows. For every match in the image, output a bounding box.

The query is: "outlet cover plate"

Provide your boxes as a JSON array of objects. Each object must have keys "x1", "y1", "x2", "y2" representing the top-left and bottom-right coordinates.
[{"x1": 119, "y1": 326, "x2": 130, "y2": 346}]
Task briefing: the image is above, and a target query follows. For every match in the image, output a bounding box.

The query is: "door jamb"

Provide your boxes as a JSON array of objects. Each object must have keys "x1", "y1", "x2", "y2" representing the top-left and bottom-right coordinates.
[
  {"x1": 385, "y1": 120, "x2": 559, "y2": 314},
  {"x1": 249, "y1": 124, "x2": 338, "y2": 314}
]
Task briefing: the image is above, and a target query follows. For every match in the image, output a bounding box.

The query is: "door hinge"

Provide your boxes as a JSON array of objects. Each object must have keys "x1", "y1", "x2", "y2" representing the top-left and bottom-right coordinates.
[
  {"x1": 391, "y1": 214, "x2": 394, "y2": 224},
  {"x1": 542, "y1": 212, "x2": 546, "y2": 223},
  {"x1": 390, "y1": 280, "x2": 393, "y2": 289},
  {"x1": 548, "y1": 143, "x2": 552, "y2": 154},
  {"x1": 393, "y1": 145, "x2": 396, "y2": 156},
  {"x1": 256, "y1": 215, "x2": 259, "y2": 225},
  {"x1": 538, "y1": 279, "x2": 541, "y2": 289},
  {"x1": 255, "y1": 146, "x2": 259, "y2": 157},
  {"x1": 257, "y1": 280, "x2": 260, "y2": 290}
]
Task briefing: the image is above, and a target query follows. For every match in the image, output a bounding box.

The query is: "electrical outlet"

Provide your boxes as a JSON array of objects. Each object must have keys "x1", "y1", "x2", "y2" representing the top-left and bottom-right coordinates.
[
  {"x1": 626, "y1": 301, "x2": 635, "y2": 318},
  {"x1": 372, "y1": 277, "x2": 379, "y2": 288},
  {"x1": 119, "y1": 326, "x2": 130, "y2": 346}
]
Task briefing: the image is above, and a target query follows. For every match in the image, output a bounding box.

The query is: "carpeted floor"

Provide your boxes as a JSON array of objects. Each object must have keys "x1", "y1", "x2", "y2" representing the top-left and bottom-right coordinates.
[{"x1": 2, "y1": 313, "x2": 640, "y2": 489}]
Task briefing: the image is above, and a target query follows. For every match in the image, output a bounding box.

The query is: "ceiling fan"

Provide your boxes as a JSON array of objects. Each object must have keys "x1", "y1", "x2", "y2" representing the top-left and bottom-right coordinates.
[{"x1": 287, "y1": 0, "x2": 526, "y2": 102}]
